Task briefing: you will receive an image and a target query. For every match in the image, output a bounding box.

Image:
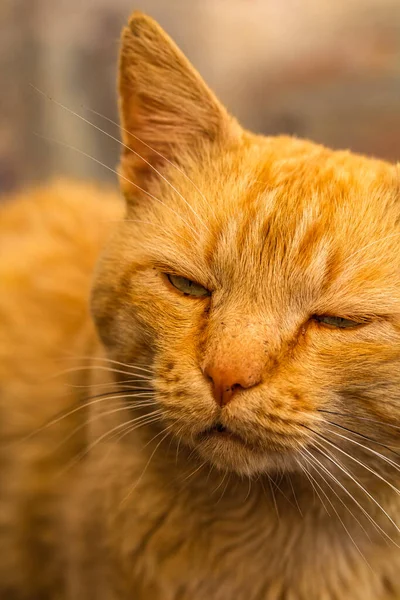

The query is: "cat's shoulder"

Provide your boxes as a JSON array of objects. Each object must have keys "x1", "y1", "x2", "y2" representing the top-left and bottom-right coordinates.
[
  {"x1": 0, "y1": 179, "x2": 123, "y2": 284},
  {"x1": 0, "y1": 179, "x2": 123, "y2": 245},
  {"x1": 0, "y1": 180, "x2": 122, "y2": 386}
]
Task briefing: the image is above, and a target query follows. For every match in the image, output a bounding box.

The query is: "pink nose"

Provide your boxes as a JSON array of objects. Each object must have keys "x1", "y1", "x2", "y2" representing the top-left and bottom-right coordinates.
[{"x1": 204, "y1": 363, "x2": 262, "y2": 407}]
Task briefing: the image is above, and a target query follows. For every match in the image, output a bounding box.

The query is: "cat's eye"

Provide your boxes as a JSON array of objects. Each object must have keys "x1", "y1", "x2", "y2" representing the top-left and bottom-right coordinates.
[
  {"x1": 313, "y1": 315, "x2": 362, "y2": 329},
  {"x1": 166, "y1": 274, "x2": 210, "y2": 297}
]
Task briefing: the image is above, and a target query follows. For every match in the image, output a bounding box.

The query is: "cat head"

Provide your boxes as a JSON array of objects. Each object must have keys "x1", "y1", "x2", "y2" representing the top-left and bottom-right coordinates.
[{"x1": 92, "y1": 13, "x2": 400, "y2": 477}]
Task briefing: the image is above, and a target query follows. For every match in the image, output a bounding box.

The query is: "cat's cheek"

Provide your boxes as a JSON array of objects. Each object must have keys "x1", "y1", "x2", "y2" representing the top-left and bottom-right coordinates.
[{"x1": 301, "y1": 321, "x2": 400, "y2": 426}]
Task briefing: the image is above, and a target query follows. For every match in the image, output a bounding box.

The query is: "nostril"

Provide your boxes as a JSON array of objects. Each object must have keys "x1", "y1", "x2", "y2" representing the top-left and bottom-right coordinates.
[
  {"x1": 203, "y1": 363, "x2": 262, "y2": 407},
  {"x1": 231, "y1": 383, "x2": 243, "y2": 393}
]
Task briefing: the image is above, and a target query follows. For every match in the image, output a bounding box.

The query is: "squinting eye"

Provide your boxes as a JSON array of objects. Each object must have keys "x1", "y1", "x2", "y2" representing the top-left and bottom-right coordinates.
[
  {"x1": 313, "y1": 315, "x2": 362, "y2": 329},
  {"x1": 166, "y1": 274, "x2": 210, "y2": 298}
]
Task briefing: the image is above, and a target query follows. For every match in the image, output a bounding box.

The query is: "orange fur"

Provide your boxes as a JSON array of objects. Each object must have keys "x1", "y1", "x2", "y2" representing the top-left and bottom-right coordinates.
[{"x1": 1, "y1": 12, "x2": 400, "y2": 600}]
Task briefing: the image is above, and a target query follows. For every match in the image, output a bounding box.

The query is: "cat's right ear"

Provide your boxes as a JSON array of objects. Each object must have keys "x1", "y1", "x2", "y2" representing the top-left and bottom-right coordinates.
[{"x1": 118, "y1": 12, "x2": 241, "y2": 198}]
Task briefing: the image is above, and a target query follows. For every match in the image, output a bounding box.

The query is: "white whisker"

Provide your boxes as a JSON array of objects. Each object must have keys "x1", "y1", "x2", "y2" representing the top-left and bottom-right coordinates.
[
  {"x1": 345, "y1": 231, "x2": 400, "y2": 262},
  {"x1": 34, "y1": 132, "x2": 200, "y2": 239},
  {"x1": 301, "y1": 452, "x2": 372, "y2": 568},
  {"x1": 300, "y1": 451, "x2": 372, "y2": 538},
  {"x1": 325, "y1": 426, "x2": 400, "y2": 475},
  {"x1": 216, "y1": 472, "x2": 232, "y2": 505},
  {"x1": 98, "y1": 414, "x2": 165, "y2": 466},
  {"x1": 318, "y1": 430, "x2": 400, "y2": 497},
  {"x1": 181, "y1": 460, "x2": 207, "y2": 483},
  {"x1": 18, "y1": 392, "x2": 157, "y2": 444},
  {"x1": 308, "y1": 443, "x2": 400, "y2": 547},
  {"x1": 67, "y1": 379, "x2": 152, "y2": 389},
  {"x1": 212, "y1": 469, "x2": 229, "y2": 497},
  {"x1": 319, "y1": 410, "x2": 400, "y2": 432},
  {"x1": 120, "y1": 425, "x2": 173, "y2": 506},
  {"x1": 59, "y1": 410, "x2": 164, "y2": 478},
  {"x1": 48, "y1": 364, "x2": 153, "y2": 380},
  {"x1": 84, "y1": 104, "x2": 217, "y2": 220},
  {"x1": 296, "y1": 455, "x2": 329, "y2": 514},
  {"x1": 31, "y1": 86, "x2": 211, "y2": 232},
  {"x1": 288, "y1": 474, "x2": 303, "y2": 517},
  {"x1": 61, "y1": 355, "x2": 154, "y2": 375},
  {"x1": 53, "y1": 403, "x2": 161, "y2": 453}
]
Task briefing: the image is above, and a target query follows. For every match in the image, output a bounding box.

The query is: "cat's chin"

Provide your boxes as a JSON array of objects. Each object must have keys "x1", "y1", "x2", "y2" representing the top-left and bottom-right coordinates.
[{"x1": 193, "y1": 425, "x2": 300, "y2": 476}]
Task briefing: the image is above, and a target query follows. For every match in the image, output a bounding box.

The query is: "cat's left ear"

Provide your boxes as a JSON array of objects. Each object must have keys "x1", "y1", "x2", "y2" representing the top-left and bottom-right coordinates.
[{"x1": 118, "y1": 12, "x2": 241, "y2": 198}]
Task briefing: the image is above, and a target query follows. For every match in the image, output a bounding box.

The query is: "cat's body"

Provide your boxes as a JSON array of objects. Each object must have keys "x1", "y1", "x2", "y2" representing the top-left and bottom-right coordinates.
[
  {"x1": 1, "y1": 12, "x2": 400, "y2": 600},
  {"x1": 0, "y1": 181, "x2": 122, "y2": 597}
]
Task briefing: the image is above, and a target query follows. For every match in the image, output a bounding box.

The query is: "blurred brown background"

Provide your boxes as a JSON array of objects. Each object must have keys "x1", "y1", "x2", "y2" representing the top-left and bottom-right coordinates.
[{"x1": 1, "y1": 0, "x2": 400, "y2": 195}]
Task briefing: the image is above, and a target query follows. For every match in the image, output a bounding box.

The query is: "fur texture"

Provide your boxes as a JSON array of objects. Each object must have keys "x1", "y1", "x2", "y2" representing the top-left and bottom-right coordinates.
[{"x1": 1, "y1": 12, "x2": 400, "y2": 600}]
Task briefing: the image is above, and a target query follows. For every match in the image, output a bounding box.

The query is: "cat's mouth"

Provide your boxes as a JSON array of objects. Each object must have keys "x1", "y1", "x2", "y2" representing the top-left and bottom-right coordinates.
[
  {"x1": 198, "y1": 422, "x2": 258, "y2": 450},
  {"x1": 193, "y1": 419, "x2": 306, "y2": 475}
]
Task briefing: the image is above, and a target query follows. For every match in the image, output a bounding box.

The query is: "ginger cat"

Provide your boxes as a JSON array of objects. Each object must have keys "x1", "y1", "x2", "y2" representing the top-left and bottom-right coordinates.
[{"x1": 1, "y1": 11, "x2": 400, "y2": 600}]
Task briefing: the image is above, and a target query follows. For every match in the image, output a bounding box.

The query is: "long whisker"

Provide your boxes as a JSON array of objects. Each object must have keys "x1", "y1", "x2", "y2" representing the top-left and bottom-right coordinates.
[
  {"x1": 319, "y1": 410, "x2": 400, "y2": 432},
  {"x1": 48, "y1": 364, "x2": 154, "y2": 380},
  {"x1": 67, "y1": 379, "x2": 152, "y2": 389},
  {"x1": 216, "y1": 472, "x2": 232, "y2": 505},
  {"x1": 345, "y1": 231, "x2": 400, "y2": 262},
  {"x1": 303, "y1": 445, "x2": 394, "y2": 545},
  {"x1": 53, "y1": 403, "x2": 161, "y2": 453},
  {"x1": 174, "y1": 424, "x2": 185, "y2": 466},
  {"x1": 288, "y1": 474, "x2": 303, "y2": 517},
  {"x1": 95, "y1": 410, "x2": 167, "y2": 467},
  {"x1": 308, "y1": 441, "x2": 400, "y2": 545},
  {"x1": 59, "y1": 410, "x2": 164, "y2": 477},
  {"x1": 31, "y1": 86, "x2": 212, "y2": 232},
  {"x1": 297, "y1": 460, "x2": 316, "y2": 504},
  {"x1": 60, "y1": 355, "x2": 154, "y2": 375},
  {"x1": 83, "y1": 389, "x2": 154, "y2": 401},
  {"x1": 311, "y1": 428, "x2": 400, "y2": 498},
  {"x1": 301, "y1": 452, "x2": 372, "y2": 568},
  {"x1": 107, "y1": 415, "x2": 163, "y2": 446},
  {"x1": 34, "y1": 132, "x2": 200, "y2": 239},
  {"x1": 17, "y1": 391, "x2": 156, "y2": 444},
  {"x1": 181, "y1": 460, "x2": 207, "y2": 483},
  {"x1": 266, "y1": 474, "x2": 297, "y2": 512},
  {"x1": 85, "y1": 104, "x2": 217, "y2": 220},
  {"x1": 296, "y1": 454, "x2": 330, "y2": 515},
  {"x1": 299, "y1": 456, "x2": 336, "y2": 516},
  {"x1": 266, "y1": 475, "x2": 279, "y2": 520},
  {"x1": 324, "y1": 420, "x2": 400, "y2": 458},
  {"x1": 120, "y1": 425, "x2": 173, "y2": 506},
  {"x1": 325, "y1": 424, "x2": 400, "y2": 472},
  {"x1": 212, "y1": 469, "x2": 229, "y2": 497},
  {"x1": 300, "y1": 451, "x2": 372, "y2": 538}
]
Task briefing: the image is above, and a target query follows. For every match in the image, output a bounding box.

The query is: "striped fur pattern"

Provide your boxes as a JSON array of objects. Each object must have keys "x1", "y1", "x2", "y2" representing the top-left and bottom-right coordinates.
[{"x1": 1, "y1": 11, "x2": 400, "y2": 599}]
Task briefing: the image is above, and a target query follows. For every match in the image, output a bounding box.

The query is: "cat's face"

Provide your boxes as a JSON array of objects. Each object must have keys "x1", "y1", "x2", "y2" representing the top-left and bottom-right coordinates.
[{"x1": 92, "y1": 13, "x2": 400, "y2": 477}]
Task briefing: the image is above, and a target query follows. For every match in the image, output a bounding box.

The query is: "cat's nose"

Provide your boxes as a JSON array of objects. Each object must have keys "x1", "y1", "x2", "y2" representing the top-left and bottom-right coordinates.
[{"x1": 204, "y1": 364, "x2": 262, "y2": 407}]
